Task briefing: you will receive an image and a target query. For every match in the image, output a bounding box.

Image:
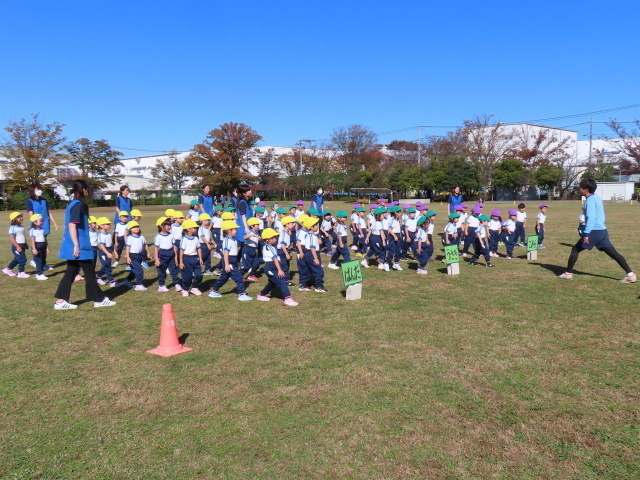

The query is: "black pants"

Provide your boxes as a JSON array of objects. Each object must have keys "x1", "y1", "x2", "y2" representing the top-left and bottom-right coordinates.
[
  {"x1": 567, "y1": 239, "x2": 632, "y2": 274},
  {"x1": 55, "y1": 259, "x2": 104, "y2": 302}
]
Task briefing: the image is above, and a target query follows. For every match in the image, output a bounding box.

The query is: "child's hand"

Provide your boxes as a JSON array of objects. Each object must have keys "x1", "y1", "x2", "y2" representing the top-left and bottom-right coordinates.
[
  {"x1": 107, "y1": 253, "x2": 113, "y2": 259},
  {"x1": 200, "y1": 259, "x2": 204, "y2": 266},
  {"x1": 446, "y1": 240, "x2": 450, "y2": 245},
  {"x1": 179, "y1": 262, "x2": 185, "y2": 270},
  {"x1": 155, "y1": 260, "x2": 160, "y2": 267},
  {"x1": 314, "y1": 258, "x2": 320, "y2": 265},
  {"x1": 225, "y1": 264, "x2": 231, "y2": 273},
  {"x1": 32, "y1": 248, "x2": 38, "y2": 255},
  {"x1": 416, "y1": 248, "x2": 422, "y2": 254},
  {"x1": 126, "y1": 257, "x2": 131, "y2": 264},
  {"x1": 46, "y1": 247, "x2": 50, "y2": 254},
  {"x1": 277, "y1": 269, "x2": 285, "y2": 278},
  {"x1": 286, "y1": 254, "x2": 291, "y2": 260},
  {"x1": 16, "y1": 245, "x2": 22, "y2": 253}
]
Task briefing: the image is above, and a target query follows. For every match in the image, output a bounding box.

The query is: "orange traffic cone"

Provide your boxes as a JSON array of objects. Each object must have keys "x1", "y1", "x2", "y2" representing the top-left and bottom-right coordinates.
[{"x1": 147, "y1": 304, "x2": 193, "y2": 357}]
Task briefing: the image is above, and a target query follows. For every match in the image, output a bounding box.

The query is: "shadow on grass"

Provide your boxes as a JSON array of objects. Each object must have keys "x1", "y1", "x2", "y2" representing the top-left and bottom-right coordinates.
[{"x1": 531, "y1": 262, "x2": 618, "y2": 280}]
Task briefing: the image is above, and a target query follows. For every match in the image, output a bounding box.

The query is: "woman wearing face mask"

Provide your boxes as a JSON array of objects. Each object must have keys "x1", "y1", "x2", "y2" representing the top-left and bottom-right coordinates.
[
  {"x1": 26, "y1": 184, "x2": 59, "y2": 270},
  {"x1": 311, "y1": 187, "x2": 324, "y2": 212},
  {"x1": 114, "y1": 185, "x2": 133, "y2": 225}
]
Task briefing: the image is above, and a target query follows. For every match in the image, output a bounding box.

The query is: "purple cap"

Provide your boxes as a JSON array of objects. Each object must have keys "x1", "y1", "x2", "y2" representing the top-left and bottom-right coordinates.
[
  {"x1": 539, "y1": 203, "x2": 548, "y2": 208},
  {"x1": 419, "y1": 205, "x2": 428, "y2": 211},
  {"x1": 472, "y1": 206, "x2": 482, "y2": 214},
  {"x1": 258, "y1": 201, "x2": 266, "y2": 207},
  {"x1": 459, "y1": 203, "x2": 467, "y2": 209},
  {"x1": 475, "y1": 203, "x2": 484, "y2": 209},
  {"x1": 402, "y1": 204, "x2": 411, "y2": 209},
  {"x1": 454, "y1": 205, "x2": 464, "y2": 211},
  {"x1": 296, "y1": 200, "x2": 304, "y2": 205},
  {"x1": 353, "y1": 203, "x2": 361, "y2": 209},
  {"x1": 391, "y1": 201, "x2": 399, "y2": 205},
  {"x1": 491, "y1": 209, "x2": 501, "y2": 216},
  {"x1": 508, "y1": 208, "x2": 517, "y2": 216},
  {"x1": 370, "y1": 203, "x2": 379, "y2": 209},
  {"x1": 379, "y1": 198, "x2": 388, "y2": 203},
  {"x1": 416, "y1": 201, "x2": 423, "y2": 207}
]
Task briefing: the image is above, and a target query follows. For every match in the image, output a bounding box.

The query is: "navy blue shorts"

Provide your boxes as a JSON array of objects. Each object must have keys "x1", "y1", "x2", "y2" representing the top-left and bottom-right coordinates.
[{"x1": 581, "y1": 229, "x2": 613, "y2": 251}]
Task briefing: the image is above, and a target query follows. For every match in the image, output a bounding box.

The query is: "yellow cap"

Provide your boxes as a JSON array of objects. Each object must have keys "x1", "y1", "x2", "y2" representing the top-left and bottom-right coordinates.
[
  {"x1": 261, "y1": 228, "x2": 279, "y2": 240},
  {"x1": 155, "y1": 216, "x2": 169, "y2": 227},
  {"x1": 130, "y1": 209, "x2": 142, "y2": 217},
  {"x1": 165, "y1": 208, "x2": 176, "y2": 217},
  {"x1": 221, "y1": 220, "x2": 240, "y2": 230},
  {"x1": 30, "y1": 213, "x2": 44, "y2": 222},
  {"x1": 172, "y1": 211, "x2": 185, "y2": 219},
  {"x1": 88, "y1": 215, "x2": 97, "y2": 224},
  {"x1": 221, "y1": 212, "x2": 235, "y2": 220},
  {"x1": 247, "y1": 217, "x2": 261, "y2": 226},
  {"x1": 9, "y1": 212, "x2": 22, "y2": 221},
  {"x1": 303, "y1": 217, "x2": 319, "y2": 230},
  {"x1": 297, "y1": 214, "x2": 309, "y2": 224},
  {"x1": 119, "y1": 211, "x2": 129, "y2": 216},
  {"x1": 199, "y1": 213, "x2": 212, "y2": 221},
  {"x1": 126, "y1": 220, "x2": 139, "y2": 229},
  {"x1": 280, "y1": 215, "x2": 296, "y2": 225},
  {"x1": 96, "y1": 217, "x2": 111, "y2": 226},
  {"x1": 182, "y1": 219, "x2": 199, "y2": 230}
]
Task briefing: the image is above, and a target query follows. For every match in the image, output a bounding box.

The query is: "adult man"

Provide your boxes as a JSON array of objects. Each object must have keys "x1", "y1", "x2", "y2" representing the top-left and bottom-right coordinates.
[{"x1": 558, "y1": 178, "x2": 636, "y2": 283}]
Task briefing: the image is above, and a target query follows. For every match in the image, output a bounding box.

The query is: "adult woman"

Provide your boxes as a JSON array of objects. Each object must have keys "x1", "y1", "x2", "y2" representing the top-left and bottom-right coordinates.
[
  {"x1": 26, "y1": 184, "x2": 59, "y2": 269},
  {"x1": 310, "y1": 187, "x2": 325, "y2": 211},
  {"x1": 114, "y1": 185, "x2": 133, "y2": 225},
  {"x1": 448, "y1": 186, "x2": 464, "y2": 214},
  {"x1": 198, "y1": 184, "x2": 215, "y2": 216},
  {"x1": 235, "y1": 184, "x2": 254, "y2": 252},
  {"x1": 54, "y1": 180, "x2": 116, "y2": 310}
]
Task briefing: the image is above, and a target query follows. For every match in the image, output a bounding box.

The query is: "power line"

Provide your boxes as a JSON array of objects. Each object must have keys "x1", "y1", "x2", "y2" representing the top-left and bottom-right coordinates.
[{"x1": 517, "y1": 102, "x2": 640, "y2": 123}]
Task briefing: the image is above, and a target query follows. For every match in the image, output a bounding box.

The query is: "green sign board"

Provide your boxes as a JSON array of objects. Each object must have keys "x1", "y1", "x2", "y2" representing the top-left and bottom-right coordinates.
[
  {"x1": 526, "y1": 235, "x2": 538, "y2": 252},
  {"x1": 340, "y1": 259, "x2": 363, "y2": 287},
  {"x1": 444, "y1": 244, "x2": 460, "y2": 265}
]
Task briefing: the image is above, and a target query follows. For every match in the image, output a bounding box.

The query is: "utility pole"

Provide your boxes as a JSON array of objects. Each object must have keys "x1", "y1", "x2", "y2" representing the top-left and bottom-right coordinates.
[
  {"x1": 588, "y1": 118, "x2": 593, "y2": 163},
  {"x1": 417, "y1": 126, "x2": 424, "y2": 165},
  {"x1": 298, "y1": 139, "x2": 314, "y2": 176}
]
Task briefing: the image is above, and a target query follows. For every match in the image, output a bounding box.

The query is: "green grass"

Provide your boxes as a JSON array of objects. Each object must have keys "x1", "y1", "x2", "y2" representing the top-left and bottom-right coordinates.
[{"x1": 1, "y1": 201, "x2": 639, "y2": 479}]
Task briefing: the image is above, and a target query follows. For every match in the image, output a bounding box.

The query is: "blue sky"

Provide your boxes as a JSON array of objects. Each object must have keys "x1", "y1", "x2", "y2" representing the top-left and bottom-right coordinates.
[{"x1": 2, "y1": 1, "x2": 639, "y2": 155}]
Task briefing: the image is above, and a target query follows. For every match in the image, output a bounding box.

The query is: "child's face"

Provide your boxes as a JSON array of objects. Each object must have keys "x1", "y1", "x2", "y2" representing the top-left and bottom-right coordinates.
[
  {"x1": 267, "y1": 236, "x2": 278, "y2": 245},
  {"x1": 175, "y1": 218, "x2": 184, "y2": 224},
  {"x1": 252, "y1": 224, "x2": 260, "y2": 231},
  {"x1": 119, "y1": 215, "x2": 128, "y2": 223},
  {"x1": 193, "y1": 205, "x2": 200, "y2": 210},
  {"x1": 34, "y1": 218, "x2": 44, "y2": 227},
  {"x1": 130, "y1": 226, "x2": 141, "y2": 235},
  {"x1": 133, "y1": 216, "x2": 141, "y2": 221},
  {"x1": 289, "y1": 208, "x2": 296, "y2": 215},
  {"x1": 89, "y1": 222, "x2": 96, "y2": 229},
  {"x1": 188, "y1": 227, "x2": 198, "y2": 235},
  {"x1": 409, "y1": 212, "x2": 416, "y2": 218},
  {"x1": 102, "y1": 223, "x2": 111, "y2": 231},
  {"x1": 202, "y1": 219, "x2": 211, "y2": 226},
  {"x1": 541, "y1": 207, "x2": 547, "y2": 214},
  {"x1": 519, "y1": 207, "x2": 525, "y2": 211},
  {"x1": 162, "y1": 223, "x2": 171, "y2": 233},
  {"x1": 452, "y1": 218, "x2": 459, "y2": 224},
  {"x1": 310, "y1": 224, "x2": 319, "y2": 233},
  {"x1": 228, "y1": 228, "x2": 237, "y2": 237}
]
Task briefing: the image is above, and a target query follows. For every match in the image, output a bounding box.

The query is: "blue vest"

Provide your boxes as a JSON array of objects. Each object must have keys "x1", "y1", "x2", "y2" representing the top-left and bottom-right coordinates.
[
  {"x1": 60, "y1": 199, "x2": 93, "y2": 261},
  {"x1": 236, "y1": 199, "x2": 254, "y2": 242},
  {"x1": 199, "y1": 194, "x2": 214, "y2": 216},
  {"x1": 114, "y1": 196, "x2": 133, "y2": 224},
  {"x1": 27, "y1": 197, "x2": 51, "y2": 235}
]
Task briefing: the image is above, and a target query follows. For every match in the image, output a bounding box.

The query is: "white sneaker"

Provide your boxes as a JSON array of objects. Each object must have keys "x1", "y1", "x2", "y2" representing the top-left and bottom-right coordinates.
[
  {"x1": 360, "y1": 259, "x2": 369, "y2": 268},
  {"x1": 111, "y1": 261, "x2": 119, "y2": 267},
  {"x1": 93, "y1": 297, "x2": 116, "y2": 308},
  {"x1": 30, "y1": 260, "x2": 36, "y2": 268},
  {"x1": 109, "y1": 281, "x2": 121, "y2": 288},
  {"x1": 36, "y1": 274, "x2": 48, "y2": 281},
  {"x1": 182, "y1": 290, "x2": 189, "y2": 297},
  {"x1": 175, "y1": 284, "x2": 183, "y2": 292},
  {"x1": 350, "y1": 245, "x2": 358, "y2": 251},
  {"x1": 97, "y1": 278, "x2": 106, "y2": 285},
  {"x1": 383, "y1": 264, "x2": 390, "y2": 272},
  {"x1": 3, "y1": 267, "x2": 16, "y2": 277},
  {"x1": 327, "y1": 263, "x2": 339, "y2": 269},
  {"x1": 190, "y1": 288, "x2": 202, "y2": 296},
  {"x1": 54, "y1": 300, "x2": 77, "y2": 310},
  {"x1": 619, "y1": 273, "x2": 637, "y2": 284},
  {"x1": 134, "y1": 285, "x2": 148, "y2": 291},
  {"x1": 17, "y1": 272, "x2": 30, "y2": 278},
  {"x1": 158, "y1": 285, "x2": 169, "y2": 292},
  {"x1": 417, "y1": 269, "x2": 428, "y2": 275},
  {"x1": 392, "y1": 263, "x2": 403, "y2": 271},
  {"x1": 557, "y1": 272, "x2": 573, "y2": 280},
  {"x1": 378, "y1": 263, "x2": 385, "y2": 270}
]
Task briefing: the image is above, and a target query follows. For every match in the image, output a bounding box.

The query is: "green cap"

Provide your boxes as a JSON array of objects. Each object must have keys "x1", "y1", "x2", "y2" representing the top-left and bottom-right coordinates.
[
  {"x1": 308, "y1": 208, "x2": 321, "y2": 216},
  {"x1": 389, "y1": 205, "x2": 401, "y2": 213},
  {"x1": 288, "y1": 205, "x2": 297, "y2": 210},
  {"x1": 214, "y1": 205, "x2": 223, "y2": 211},
  {"x1": 254, "y1": 206, "x2": 266, "y2": 213},
  {"x1": 225, "y1": 207, "x2": 235, "y2": 212},
  {"x1": 406, "y1": 207, "x2": 417, "y2": 213},
  {"x1": 448, "y1": 212, "x2": 460, "y2": 219},
  {"x1": 250, "y1": 200, "x2": 258, "y2": 205},
  {"x1": 322, "y1": 210, "x2": 331, "y2": 216},
  {"x1": 355, "y1": 207, "x2": 366, "y2": 212},
  {"x1": 276, "y1": 207, "x2": 288, "y2": 214},
  {"x1": 225, "y1": 202, "x2": 233, "y2": 207},
  {"x1": 416, "y1": 216, "x2": 427, "y2": 226},
  {"x1": 336, "y1": 210, "x2": 347, "y2": 218},
  {"x1": 426, "y1": 210, "x2": 437, "y2": 218},
  {"x1": 190, "y1": 199, "x2": 199, "y2": 205},
  {"x1": 270, "y1": 202, "x2": 278, "y2": 207},
  {"x1": 374, "y1": 207, "x2": 386, "y2": 215},
  {"x1": 478, "y1": 214, "x2": 490, "y2": 222}
]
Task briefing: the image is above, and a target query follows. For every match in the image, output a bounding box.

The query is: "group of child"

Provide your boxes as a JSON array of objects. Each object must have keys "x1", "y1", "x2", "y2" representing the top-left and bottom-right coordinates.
[{"x1": 4, "y1": 199, "x2": 551, "y2": 303}]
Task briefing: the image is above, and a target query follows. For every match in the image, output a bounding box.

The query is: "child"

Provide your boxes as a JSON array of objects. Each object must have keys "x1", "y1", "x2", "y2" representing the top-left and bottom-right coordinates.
[
  {"x1": 130, "y1": 209, "x2": 149, "y2": 269},
  {"x1": 457, "y1": 204, "x2": 468, "y2": 248},
  {"x1": 460, "y1": 205, "x2": 481, "y2": 257},
  {"x1": 295, "y1": 215, "x2": 311, "y2": 289},
  {"x1": 320, "y1": 210, "x2": 336, "y2": 255},
  {"x1": 256, "y1": 228, "x2": 299, "y2": 306},
  {"x1": 277, "y1": 215, "x2": 296, "y2": 286},
  {"x1": 468, "y1": 214, "x2": 494, "y2": 267},
  {"x1": 3, "y1": 212, "x2": 29, "y2": 278},
  {"x1": 28, "y1": 214, "x2": 49, "y2": 280},
  {"x1": 414, "y1": 216, "x2": 430, "y2": 274},
  {"x1": 211, "y1": 205, "x2": 223, "y2": 259},
  {"x1": 488, "y1": 209, "x2": 502, "y2": 257},
  {"x1": 352, "y1": 206, "x2": 367, "y2": 256},
  {"x1": 349, "y1": 204, "x2": 361, "y2": 250},
  {"x1": 164, "y1": 208, "x2": 175, "y2": 222},
  {"x1": 301, "y1": 217, "x2": 327, "y2": 292},
  {"x1": 187, "y1": 200, "x2": 201, "y2": 222},
  {"x1": 328, "y1": 210, "x2": 351, "y2": 269},
  {"x1": 198, "y1": 213, "x2": 215, "y2": 275},
  {"x1": 386, "y1": 206, "x2": 403, "y2": 271},
  {"x1": 154, "y1": 216, "x2": 182, "y2": 292},
  {"x1": 89, "y1": 216, "x2": 99, "y2": 266},
  {"x1": 209, "y1": 220, "x2": 253, "y2": 301},
  {"x1": 242, "y1": 217, "x2": 262, "y2": 281},
  {"x1": 515, "y1": 203, "x2": 527, "y2": 246},
  {"x1": 171, "y1": 211, "x2": 185, "y2": 249},
  {"x1": 179, "y1": 219, "x2": 204, "y2": 296},
  {"x1": 288, "y1": 205, "x2": 299, "y2": 219},
  {"x1": 95, "y1": 217, "x2": 121, "y2": 288},
  {"x1": 362, "y1": 207, "x2": 387, "y2": 270},
  {"x1": 268, "y1": 202, "x2": 280, "y2": 226},
  {"x1": 502, "y1": 209, "x2": 517, "y2": 259},
  {"x1": 536, "y1": 204, "x2": 547, "y2": 248},
  {"x1": 425, "y1": 210, "x2": 436, "y2": 263},
  {"x1": 402, "y1": 207, "x2": 418, "y2": 260},
  {"x1": 123, "y1": 221, "x2": 150, "y2": 290},
  {"x1": 254, "y1": 206, "x2": 267, "y2": 231},
  {"x1": 442, "y1": 212, "x2": 460, "y2": 263},
  {"x1": 295, "y1": 200, "x2": 305, "y2": 218},
  {"x1": 111, "y1": 211, "x2": 129, "y2": 267}
]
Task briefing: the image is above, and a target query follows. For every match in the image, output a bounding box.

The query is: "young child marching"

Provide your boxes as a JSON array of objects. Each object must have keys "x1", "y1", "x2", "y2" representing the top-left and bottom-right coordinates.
[
  {"x1": 198, "y1": 213, "x2": 215, "y2": 275},
  {"x1": 123, "y1": 221, "x2": 151, "y2": 290},
  {"x1": 502, "y1": 209, "x2": 517, "y2": 259},
  {"x1": 277, "y1": 216, "x2": 296, "y2": 286},
  {"x1": 95, "y1": 217, "x2": 121, "y2": 288},
  {"x1": 361, "y1": 207, "x2": 387, "y2": 270},
  {"x1": 154, "y1": 216, "x2": 182, "y2": 292},
  {"x1": 299, "y1": 217, "x2": 327, "y2": 292},
  {"x1": 468, "y1": 214, "x2": 494, "y2": 267},
  {"x1": 442, "y1": 212, "x2": 460, "y2": 262},
  {"x1": 4, "y1": 212, "x2": 29, "y2": 278},
  {"x1": 209, "y1": 220, "x2": 253, "y2": 301},
  {"x1": 242, "y1": 218, "x2": 262, "y2": 281},
  {"x1": 29, "y1": 214, "x2": 49, "y2": 280},
  {"x1": 386, "y1": 206, "x2": 403, "y2": 271},
  {"x1": 255, "y1": 228, "x2": 299, "y2": 306},
  {"x1": 488, "y1": 209, "x2": 502, "y2": 258},
  {"x1": 536, "y1": 204, "x2": 547, "y2": 248},
  {"x1": 414, "y1": 216, "x2": 430, "y2": 275},
  {"x1": 515, "y1": 203, "x2": 527, "y2": 246},
  {"x1": 179, "y1": 219, "x2": 204, "y2": 296},
  {"x1": 402, "y1": 207, "x2": 418, "y2": 260},
  {"x1": 111, "y1": 210, "x2": 129, "y2": 267},
  {"x1": 327, "y1": 210, "x2": 351, "y2": 269}
]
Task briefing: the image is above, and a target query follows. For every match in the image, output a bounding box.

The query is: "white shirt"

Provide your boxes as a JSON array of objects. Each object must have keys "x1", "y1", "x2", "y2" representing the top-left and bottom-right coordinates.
[
  {"x1": 270, "y1": 210, "x2": 278, "y2": 220},
  {"x1": 353, "y1": 215, "x2": 365, "y2": 229},
  {"x1": 321, "y1": 218, "x2": 333, "y2": 231},
  {"x1": 30, "y1": 227, "x2": 46, "y2": 243},
  {"x1": 126, "y1": 234, "x2": 146, "y2": 254},
  {"x1": 335, "y1": 222, "x2": 348, "y2": 236},
  {"x1": 444, "y1": 222, "x2": 458, "y2": 235},
  {"x1": 295, "y1": 208, "x2": 305, "y2": 218},
  {"x1": 211, "y1": 216, "x2": 223, "y2": 229},
  {"x1": 222, "y1": 237, "x2": 239, "y2": 256},
  {"x1": 475, "y1": 224, "x2": 487, "y2": 239},
  {"x1": 89, "y1": 229, "x2": 99, "y2": 247},
  {"x1": 516, "y1": 211, "x2": 527, "y2": 222},
  {"x1": 154, "y1": 232, "x2": 174, "y2": 249},
  {"x1": 304, "y1": 231, "x2": 319, "y2": 250},
  {"x1": 180, "y1": 235, "x2": 199, "y2": 256},
  {"x1": 381, "y1": 218, "x2": 389, "y2": 230},
  {"x1": 350, "y1": 213, "x2": 358, "y2": 224},
  {"x1": 245, "y1": 230, "x2": 260, "y2": 248},
  {"x1": 503, "y1": 219, "x2": 516, "y2": 233},
  {"x1": 170, "y1": 223, "x2": 183, "y2": 241},
  {"x1": 9, "y1": 225, "x2": 26, "y2": 244},
  {"x1": 415, "y1": 228, "x2": 427, "y2": 242},
  {"x1": 370, "y1": 220, "x2": 384, "y2": 235},
  {"x1": 100, "y1": 232, "x2": 114, "y2": 248},
  {"x1": 278, "y1": 230, "x2": 291, "y2": 250},
  {"x1": 388, "y1": 218, "x2": 401, "y2": 234},
  {"x1": 458, "y1": 212, "x2": 468, "y2": 225},
  {"x1": 427, "y1": 222, "x2": 435, "y2": 235},
  {"x1": 296, "y1": 229, "x2": 308, "y2": 246},
  {"x1": 404, "y1": 217, "x2": 418, "y2": 232},
  {"x1": 537, "y1": 212, "x2": 546, "y2": 224},
  {"x1": 114, "y1": 222, "x2": 127, "y2": 237},
  {"x1": 188, "y1": 209, "x2": 200, "y2": 221},
  {"x1": 262, "y1": 244, "x2": 279, "y2": 262},
  {"x1": 489, "y1": 219, "x2": 501, "y2": 231},
  {"x1": 466, "y1": 215, "x2": 480, "y2": 228},
  {"x1": 198, "y1": 225, "x2": 212, "y2": 245},
  {"x1": 256, "y1": 216, "x2": 265, "y2": 230},
  {"x1": 273, "y1": 218, "x2": 283, "y2": 231}
]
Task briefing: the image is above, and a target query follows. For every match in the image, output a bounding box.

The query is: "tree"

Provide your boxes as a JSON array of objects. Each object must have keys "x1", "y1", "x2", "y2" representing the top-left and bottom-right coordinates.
[
  {"x1": 150, "y1": 150, "x2": 195, "y2": 189},
  {"x1": 580, "y1": 157, "x2": 615, "y2": 182},
  {"x1": 605, "y1": 119, "x2": 640, "y2": 169},
  {"x1": 0, "y1": 113, "x2": 67, "y2": 190},
  {"x1": 186, "y1": 122, "x2": 262, "y2": 193},
  {"x1": 532, "y1": 164, "x2": 564, "y2": 196},
  {"x1": 65, "y1": 138, "x2": 124, "y2": 189},
  {"x1": 493, "y1": 158, "x2": 529, "y2": 200},
  {"x1": 424, "y1": 156, "x2": 480, "y2": 196},
  {"x1": 329, "y1": 124, "x2": 379, "y2": 172},
  {"x1": 386, "y1": 164, "x2": 425, "y2": 197},
  {"x1": 506, "y1": 126, "x2": 572, "y2": 168},
  {"x1": 387, "y1": 140, "x2": 419, "y2": 164}
]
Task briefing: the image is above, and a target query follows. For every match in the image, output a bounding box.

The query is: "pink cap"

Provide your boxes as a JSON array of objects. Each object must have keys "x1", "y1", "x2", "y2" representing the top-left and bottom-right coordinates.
[
  {"x1": 454, "y1": 205, "x2": 464, "y2": 211},
  {"x1": 370, "y1": 204, "x2": 378, "y2": 209},
  {"x1": 459, "y1": 203, "x2": 467, "y2": 209},
  {"x1": 379, "y1": 198, "x2": 388, "y2": 203},
  {"x1": 258, "y1": 201, "x2": 266, "y2": 207},
  {"x1": 416, "y1": 201, "x2": 423, "y2": 207}
]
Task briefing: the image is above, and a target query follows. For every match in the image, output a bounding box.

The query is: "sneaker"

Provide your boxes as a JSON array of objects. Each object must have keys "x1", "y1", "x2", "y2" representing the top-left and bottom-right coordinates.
[
  {"x1": 327, "y1": 263, "x2": 339, "y2": 270},
  {"x1": 17, "y1": 272, "x2": 30, "y2": 278},
  {"x1": 505, "y1": 256, "x2": 515, "y2": 260},
  {"x1": 94, "y1": 297, "x2": 116, "y2": 308},
  {"x1": 417, "y1": 269, "x2": 428, "y2": 275},
  {"x1": 350, "y1": 245, "x2": 358, "y2": 251},
  {"x1": 158, "y1": 285, "x2": 169, "y2": 292},
  {"x1": 392, "y1": 263, "x2": 403, "y2": 271},
  {"x1": 97, "y1": 278, "x2": 107, "y2": 285},
  {"x1": 486, "y1": 263, "x2": 495, "y2": 268},
  {"x1": 460, "y1": 253, "x2": 468, "y2": 257},
  {"x1": 213, "y1": 252, "x2": 221, "y2": 259},
  {"x1": 111, "y1": 261, "x2": 119, "y2": 267},
  {"x1": 43, "y1": 265, "x2": 53, "y2": 271},
  {"x1": 286, "y1": 281, "x2": 295, "y2": 287},
  {"x1": 175, "y1": 284, "x2": 183, "y2": 292},
  {"x1": 125, "y1": 266, "x2": 132, "y2": 271},
  {"x1": 134, "y1": 284, "x2": 148, "y2": 291},
  {"x1": 54, "y1": 299, "x2": 78, "y2": 310},
  {"x1": 30, "y1": 260, "x2": 36, "y2": 268},
  {"x1": 538, "y1": 244, "x2": 546, "y2": 249},
  {"x1": 298, "y1": 286, "x2": 312, "y2": 291},
  {"x1": 361, "y1": 259, "x2": 369, "y2": 268},
  {"x1": 109, "y1": 281, "x2": 122, "y2": 288},
  {"x1": 247, "y1": 275, "x2": 259, "y2": 282},
  {"x1": 383, "y1": 263, "x2": 390, "y2": 272},
  {"x1": 36, "y1": 274, "x2": 48, "y2": 281},
  {"x1": 256, "y1": 294, "x2": 271, "y2": 301},
  {"x1": 238, "y1": 293, "x2": 253, "y2": 301},
  {"x1": 315, "y1": 287, "x2": 328, "y2": 293},
  {"x1": 469, "y1": 262, "x2": 478, "y2": 267},
  {"x1": 203, "y1": 269, "x2": 215, "y2": 275},
  {"x1": 213, "y1": 269, "x2": 222, "y2": 276},
  {"x1": 141, "y1": 262, "x2": 150, "y2": 269},
  {"x1": 355, "y1": 253, "x2": 364, "y2": 257},
  {"x1": 619, "y1": 273, "x2": 637, "y2": 284},
  {"x1": 378, "y1": 263, "x2": 385, "y2": 270},
  {"x1": 190, "y1": 288, "x2": 202, "y2": 296},
  {"x1": 284, "y1": 297, "x2": 299, "y2": 306},
  {"x1": 518, "y1": 242, "x2": 526, "y2": 247},
  {"x1": 123, "y1": 280, "x2": 134, "y2": 288},
  {"x1": 208, "y1": 290, "x2": 222, "y2": 298},
  {"x1": 3, "y1": 267, "x2": 16, "y2": 277},
  {"x1": 182, "y1": 290, "x2": 189, "y2": 297},
  {"x1": 557, "y1": 272, "x2": 573, "y2": 280},
  {"x1": 166, "y1": 268, "x2": 170, "y2": 275},
  {"x1": 74, "y1": 275, "x2": 84, "y2": 281}
]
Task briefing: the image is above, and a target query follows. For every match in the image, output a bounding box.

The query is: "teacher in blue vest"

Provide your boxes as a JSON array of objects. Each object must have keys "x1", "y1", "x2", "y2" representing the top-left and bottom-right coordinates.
[
  {"x1": 54, "y1": 180, "x2": 117, "y2": 310},
  {"x1": 26, "y1": 184, "x2": 59, "y2": 270},
  {"x1": 310, "y1": 187, "x2": 324, "y2": 211},
  {"x1": 448, "y1": 185, "x2": 464, "y2": 214},
  {"x1": 235, "y1": 184, "x2": 254, "y2": 253},
  {"x1": 114, "y1": 185, "x2": 133, "y2": 225},
  {"x1": 198, "y1": 184, "x2": 215, "y2": 216}
]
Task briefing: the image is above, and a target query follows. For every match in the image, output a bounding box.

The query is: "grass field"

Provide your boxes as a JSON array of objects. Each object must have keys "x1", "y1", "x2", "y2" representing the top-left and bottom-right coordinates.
[{"x1": 1, "y1": 200, "x2": 639, "y2": 479}]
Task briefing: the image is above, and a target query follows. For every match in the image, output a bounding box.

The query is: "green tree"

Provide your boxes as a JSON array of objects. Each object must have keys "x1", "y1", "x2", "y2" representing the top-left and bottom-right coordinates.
[
  {"x1": 493, "y1": 158, "x2": 529, "y2": 200},
  {"x1": 532, "y1": 164, "x2": 564, "y2": 195},
  {"x1": 186, "y1": 122, "x2": 262, "y2": 193},
  {"x1": 580, "y1": 161, "x2": 614, "y2": 182},
  {"x1": 0, "y1": 113, "x2": 67, "y2": 190},
  {"x1": 387, "y1": 164, "x2": 425, "y2": 197},
  {"x1": 150, "y1": 150, "x2": 195, "y2": 189},
  {"x1": 65, "y1": 138, "x2": 124, "y2": 189},
  {"x1": 425, "y1": 156, "x2": 480, "y2": 196}
]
